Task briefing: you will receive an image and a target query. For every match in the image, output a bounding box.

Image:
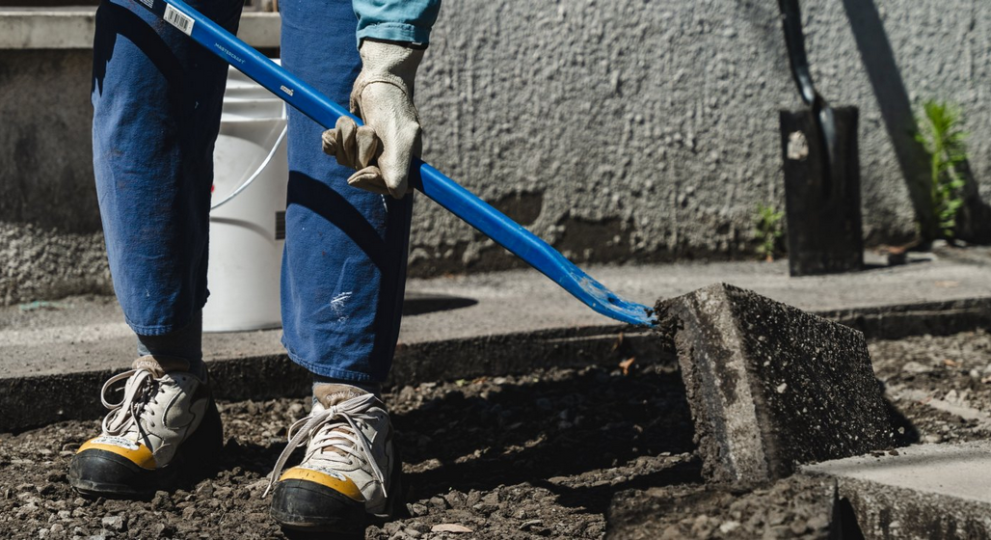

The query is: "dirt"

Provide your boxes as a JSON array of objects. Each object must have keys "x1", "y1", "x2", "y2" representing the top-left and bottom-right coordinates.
[
  {"x1": 2, "y1": 330, "x2": 990, "y2": 539},
  {"x1": 605, "y1": 476, "x2": 834, "y2": 540},
  {"x1": 868, "y1": 329, "x2": 991, "y2": 444}
]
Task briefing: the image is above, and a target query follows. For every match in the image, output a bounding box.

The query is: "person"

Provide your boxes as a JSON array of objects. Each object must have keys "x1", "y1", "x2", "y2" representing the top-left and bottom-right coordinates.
[{"x1": 67, "y1": 0, "x2": 441, "y2": 533}]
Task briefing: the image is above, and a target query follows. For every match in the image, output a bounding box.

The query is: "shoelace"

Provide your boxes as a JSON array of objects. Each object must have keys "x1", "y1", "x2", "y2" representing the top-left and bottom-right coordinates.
[
  {"x1": 100, "y1": 368, "x2": 162, "y2": 439},
  {"x1": 264, "y1": 393, "x2": 386, "y2": 498}
]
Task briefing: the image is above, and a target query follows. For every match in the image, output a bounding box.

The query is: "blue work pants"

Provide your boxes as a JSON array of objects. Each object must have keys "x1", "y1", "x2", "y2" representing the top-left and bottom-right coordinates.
[{"x1": 92, "y1": 0, "x2": 412, "y2": 383}]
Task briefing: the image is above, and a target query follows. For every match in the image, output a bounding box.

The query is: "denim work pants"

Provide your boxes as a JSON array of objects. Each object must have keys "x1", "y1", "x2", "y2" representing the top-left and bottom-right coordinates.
[{"x1": 92, "y1": 0, "x2": 413, "y2": 383}]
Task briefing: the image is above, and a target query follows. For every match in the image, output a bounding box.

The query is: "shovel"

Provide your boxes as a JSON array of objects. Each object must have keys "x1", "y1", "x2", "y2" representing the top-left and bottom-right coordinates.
[{"x1": 132, "y1": 0, "x2": 655, "y2": 327}]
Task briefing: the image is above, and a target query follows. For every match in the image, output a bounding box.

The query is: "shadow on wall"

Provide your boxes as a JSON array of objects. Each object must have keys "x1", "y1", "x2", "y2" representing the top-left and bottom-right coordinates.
[
  {"x1": 839, "y1": 0, "x2": 936, "y2": 240},
  {"x1": 953, "y1": 159, "x2": 991, "y2": 243},
  {"x1": 842, "y1": 0, "x2": 991, "y2": 244}
]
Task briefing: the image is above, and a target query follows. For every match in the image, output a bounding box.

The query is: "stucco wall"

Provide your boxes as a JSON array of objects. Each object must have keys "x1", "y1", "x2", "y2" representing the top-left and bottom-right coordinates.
[
  {"x1": 410, "y1": 0, "x2": 991, "y2": 274},
  {"x1": 2, "y1": 0, "x2": 990, "y2": 304}
]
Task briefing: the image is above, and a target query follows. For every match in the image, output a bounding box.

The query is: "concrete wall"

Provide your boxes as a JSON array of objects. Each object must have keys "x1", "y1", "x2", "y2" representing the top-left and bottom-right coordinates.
[
  {"x1": 410, "y1": 0, "x2": 991, "y2": 274},
  {"x1": 3, "y1": 0, "x2": 991, "y2": 304},
  {"x1": 0, "y1": 48, "x2": 111, "y2": 304},
  {"x1": 0, "y1": 10, "x2": 278, "y2": 305}
]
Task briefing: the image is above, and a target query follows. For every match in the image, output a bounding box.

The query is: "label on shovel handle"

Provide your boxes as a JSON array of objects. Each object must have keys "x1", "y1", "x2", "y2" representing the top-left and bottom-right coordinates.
[{"x1": 164, "y1": 4, "x2": 194, "y2": 35}]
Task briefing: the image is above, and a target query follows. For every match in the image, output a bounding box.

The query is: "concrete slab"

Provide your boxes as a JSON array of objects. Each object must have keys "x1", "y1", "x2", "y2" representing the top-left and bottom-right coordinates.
[
  {"x1": 5, "y1": 255, "x2": 991, "y2": 380},
  {"x1": 803, "y1": 441, "x2": 991, "y2": 539},
  {"x1": 3, "y1": 256, "x2": 991, "y2": 431},
  {"x1": 657, "y1": 284, "x2": 894, "y2": 487}
]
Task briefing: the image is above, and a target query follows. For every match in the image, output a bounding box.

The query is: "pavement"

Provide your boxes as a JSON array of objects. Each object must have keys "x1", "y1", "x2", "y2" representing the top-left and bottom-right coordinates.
[
  {"x1": 3, "y1": 247, "x2": 991, "y2": 431},
  {"x1": 802, "y1": 441, "x2": 991, "y2": 539}
]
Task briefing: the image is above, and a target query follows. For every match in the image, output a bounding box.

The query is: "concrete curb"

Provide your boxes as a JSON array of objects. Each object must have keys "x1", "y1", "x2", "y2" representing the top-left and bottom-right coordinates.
[
  {"x1": 802, "y1": 441, "x2": 991, "y2": 539},
  {"x1": 0, "y1": 324, "x2": 666, "y2": 433},
  {"x1": 0, "y1": 9, "x2": 280, "y2": 50},
  {"x1": 3, "y1": 297, "x2": 991, "y2": 433},
  {"x1": 825, "y1": 480, "x2": 991, "y2": 539},
  {"x1": 817, "y1": 296, "x2": 991, "y2": 341}
]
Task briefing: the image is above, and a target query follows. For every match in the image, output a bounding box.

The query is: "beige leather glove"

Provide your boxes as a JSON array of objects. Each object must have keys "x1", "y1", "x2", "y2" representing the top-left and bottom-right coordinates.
[{"x1": 322, "y1": 40, "x2": 424, "y2": 198}]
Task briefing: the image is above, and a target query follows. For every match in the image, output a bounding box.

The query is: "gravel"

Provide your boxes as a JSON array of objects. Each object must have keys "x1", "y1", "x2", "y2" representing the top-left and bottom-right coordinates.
[
  {"x1": 868, "y1": 329, "x2": 991, "y2": 445},
  {"x1": 2, "y1": 330, "x2": 990, "y2": 539}
]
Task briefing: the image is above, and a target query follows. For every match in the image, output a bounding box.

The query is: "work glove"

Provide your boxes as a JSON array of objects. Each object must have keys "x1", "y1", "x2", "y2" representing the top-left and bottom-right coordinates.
[{"x1": 322, "y1": 40, "x2": 424, "y2": 199}]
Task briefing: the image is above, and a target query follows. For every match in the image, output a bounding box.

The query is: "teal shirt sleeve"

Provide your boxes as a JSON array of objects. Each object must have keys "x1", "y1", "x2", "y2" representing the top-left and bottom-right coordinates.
[{"x1": 353, "y1": 0, "x2": 442, "y2": 46}]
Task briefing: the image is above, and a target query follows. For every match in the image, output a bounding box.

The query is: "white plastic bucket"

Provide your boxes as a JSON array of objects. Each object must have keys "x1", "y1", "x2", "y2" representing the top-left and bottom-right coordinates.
[{"x1": 203, "y1": 64, "x2": 288, "y2": 332}]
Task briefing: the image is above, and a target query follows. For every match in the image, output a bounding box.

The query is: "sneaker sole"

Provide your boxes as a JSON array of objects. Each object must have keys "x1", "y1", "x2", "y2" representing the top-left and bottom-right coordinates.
[
  {"x1": 68, "y1": 397, "x2": 223, "y2": 498},
  {"x1": 371, "y1": 443, "x2": 410, "y2": 522},
  {"x1": 273, "y1": 443, "x2": 409, "y2": 533},
  {"x1": 271, "y1": 478, "x2": 367, "y2": 533}
]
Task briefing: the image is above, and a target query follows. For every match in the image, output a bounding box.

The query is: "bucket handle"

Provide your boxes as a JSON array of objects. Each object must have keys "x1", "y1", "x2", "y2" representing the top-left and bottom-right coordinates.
[{"x1": 210, "y1": 109, "x2": 289, "y2": 211}]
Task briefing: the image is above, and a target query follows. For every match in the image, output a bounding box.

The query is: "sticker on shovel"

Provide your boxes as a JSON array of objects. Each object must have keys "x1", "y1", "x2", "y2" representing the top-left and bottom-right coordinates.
[{"x1": 164, "y1": 4, "x2": 194, "y2": 35}]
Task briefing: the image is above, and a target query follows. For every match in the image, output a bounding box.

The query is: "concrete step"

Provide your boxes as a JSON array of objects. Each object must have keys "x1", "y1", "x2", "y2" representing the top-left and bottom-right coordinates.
[
  {"x1": 4, "y1": 256, "x2": 991, "y2": 432},
  {"x1": 802, "y1": 441, "x2": 991, "y2": 539}
]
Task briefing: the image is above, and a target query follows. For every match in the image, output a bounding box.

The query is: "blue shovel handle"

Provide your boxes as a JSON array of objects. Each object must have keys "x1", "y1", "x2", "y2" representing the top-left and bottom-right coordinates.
[{"x1": 136, "y1": 0, "x2": 656, "y2": 327}]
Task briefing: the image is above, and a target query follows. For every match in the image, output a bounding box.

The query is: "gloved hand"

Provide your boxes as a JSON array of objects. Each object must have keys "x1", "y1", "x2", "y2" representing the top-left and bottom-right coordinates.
[{"x1": 322, "y1": 40, "x2": 424, "y2": 199}]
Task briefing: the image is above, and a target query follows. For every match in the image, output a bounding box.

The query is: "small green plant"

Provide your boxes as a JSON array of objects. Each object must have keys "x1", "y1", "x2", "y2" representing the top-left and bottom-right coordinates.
[
  {"x1": 754, "y1": 203, "x2": 785, "y2": 261},
  {"x1": 915, "y1": 100, "x2": 968, "y2": 239}
]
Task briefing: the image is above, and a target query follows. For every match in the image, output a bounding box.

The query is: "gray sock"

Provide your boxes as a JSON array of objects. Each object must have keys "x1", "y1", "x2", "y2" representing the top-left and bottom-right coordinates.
[
  {"x1": 136, "y1": 310, "x2": 204, "y2": 376},
  {"x1": 312, "y1": 374, "x2": 381, "y2": 400}
]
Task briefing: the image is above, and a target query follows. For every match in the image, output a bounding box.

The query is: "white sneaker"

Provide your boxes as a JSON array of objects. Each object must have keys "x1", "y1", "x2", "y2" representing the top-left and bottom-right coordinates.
[
  {"x1": 268, "y1": 384, "x2": 405, "y2": 533},
  {"x1": 68, "y1": 356, "x2": 222, "y2": 497}
]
